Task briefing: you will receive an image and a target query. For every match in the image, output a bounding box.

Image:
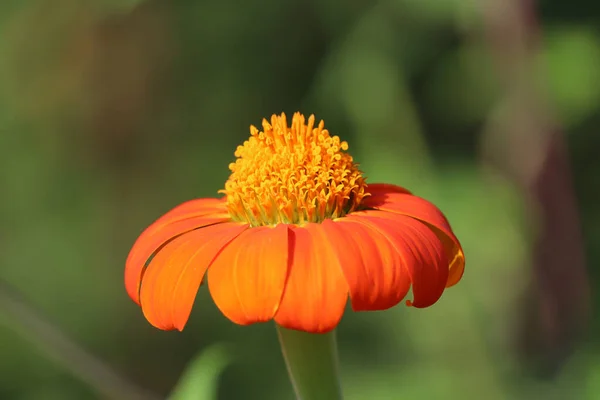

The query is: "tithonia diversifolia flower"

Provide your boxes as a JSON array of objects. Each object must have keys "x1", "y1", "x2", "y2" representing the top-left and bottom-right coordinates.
[{"x1": 125, "y1": 113, "x2": 465, "y2": 333}]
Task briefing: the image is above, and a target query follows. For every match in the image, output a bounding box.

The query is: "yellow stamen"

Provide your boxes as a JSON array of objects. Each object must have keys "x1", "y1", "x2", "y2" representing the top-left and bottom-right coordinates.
[{"x1": 221, "y1": 112, "x2": 369, "y2": 226}]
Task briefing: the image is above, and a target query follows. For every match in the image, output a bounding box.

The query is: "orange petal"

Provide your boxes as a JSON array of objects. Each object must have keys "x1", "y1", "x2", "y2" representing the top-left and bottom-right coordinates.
[
  {"x1": 366, "y1": 183, "x2": 412, "y2": 196},
  {"x1": 320, "y1": 218, "x2": 411, "y2": 311},
  {"x1": 154, "y1": 198, "x2": 227, "y2": 222},
  {"x1": 362, "y1": 185, "x2": 465, "y2": 287},
  {"x1": 207, "y1": 224, "x2": 291, "y2": 325},
  {"x1": 125, "y1": 198, "x2": 230, "y2": 304},
  {"x1": 139, "y1": 222, "x2": 248, "y2": 330},
  {"x1": 274, "y1": 224, "x2": 348, "y2": 333},
  {"x1": 347, "y1": 210, "x2": 449, "y2": 308}
]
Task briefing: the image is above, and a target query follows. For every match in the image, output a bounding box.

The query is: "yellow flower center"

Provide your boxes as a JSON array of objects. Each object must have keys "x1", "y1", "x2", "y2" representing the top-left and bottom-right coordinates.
[{"x1": 222, "y1": 112, "x2": 369, "y2": 226}]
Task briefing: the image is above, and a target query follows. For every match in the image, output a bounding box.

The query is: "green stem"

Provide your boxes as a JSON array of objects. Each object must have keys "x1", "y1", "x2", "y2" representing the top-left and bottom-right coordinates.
[{"x1": 275, "y1": 324, "x2": 344, "y2": 400}]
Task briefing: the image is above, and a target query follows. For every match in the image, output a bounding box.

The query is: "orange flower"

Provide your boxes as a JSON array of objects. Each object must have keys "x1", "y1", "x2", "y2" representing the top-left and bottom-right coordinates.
[{"x1": 125, "y1": 113, "x2": 465, "y2": 333}]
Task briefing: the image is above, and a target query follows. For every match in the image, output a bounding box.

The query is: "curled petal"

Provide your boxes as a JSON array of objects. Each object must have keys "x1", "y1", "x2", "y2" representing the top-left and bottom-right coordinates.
[
  {"x1": 348, "y1": 210, "x2": 448, "y2": 308},
  {"x1": 274, "y1": 224, "x2": 348, "y2": 333},
  {"x1": 208, "y1": 224, "x2": 291, "y2": 325},
  {"x1": 125, "y1": 198, "x2": 230, "y2": 304},
  {"x1": 362, "y1": 184, "x2": 465, "y2": 287},
  {"x1": 428, "y1": 225, "x2": 464, "y2": 287},
  {"x1": 140, "y1": 222, "x2": 248, "y2": 331},
  {"x1": 321, "y1": 219, "x2": 411, "y2": 311}
]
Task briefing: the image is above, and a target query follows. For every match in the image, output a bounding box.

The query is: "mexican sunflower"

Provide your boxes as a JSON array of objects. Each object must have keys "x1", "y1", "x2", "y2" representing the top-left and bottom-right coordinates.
[{"x1": 125, "y1": 112, "x2": 465, "y2": 333}]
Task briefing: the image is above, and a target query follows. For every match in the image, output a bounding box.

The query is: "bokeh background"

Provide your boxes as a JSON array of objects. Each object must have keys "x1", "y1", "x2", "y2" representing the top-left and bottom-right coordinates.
[{"x1": 1, "y1": 0, "x2": 598, "y2": 399}]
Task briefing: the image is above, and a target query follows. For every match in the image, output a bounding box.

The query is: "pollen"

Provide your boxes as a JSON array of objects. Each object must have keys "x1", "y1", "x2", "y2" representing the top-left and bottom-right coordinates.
[{"x1": 221, "y1": 112, "x2": 369, "y2": 226}]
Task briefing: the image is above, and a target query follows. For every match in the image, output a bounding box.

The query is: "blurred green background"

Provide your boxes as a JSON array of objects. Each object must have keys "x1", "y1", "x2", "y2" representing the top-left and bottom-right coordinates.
[{"x1": 1, "y1": 0, "x2": 598, "y2": 399}]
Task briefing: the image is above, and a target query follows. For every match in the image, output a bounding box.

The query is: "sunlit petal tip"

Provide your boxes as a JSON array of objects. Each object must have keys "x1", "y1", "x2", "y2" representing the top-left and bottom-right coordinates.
[
  {"x1": 124, "y1": 198, "x2": 231, "y2": 305},
  {"x1": 139, "y1": 222, "x2": 248, "y2": 331}
]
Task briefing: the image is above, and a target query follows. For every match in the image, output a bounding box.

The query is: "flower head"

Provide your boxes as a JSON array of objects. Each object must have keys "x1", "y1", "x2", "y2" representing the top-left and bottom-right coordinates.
[
  {"x1": 222, "y1": 114, "x2": 367, "y2": 225},
  {"x1": 125, "y1": 112, "x2": 465, "y2": 333}
]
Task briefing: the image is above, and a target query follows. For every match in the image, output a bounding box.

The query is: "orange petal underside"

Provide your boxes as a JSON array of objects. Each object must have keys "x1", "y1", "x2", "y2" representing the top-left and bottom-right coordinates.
[
  {"x1": 321, "y1": 218, "x2": 411, "y2": 312},
  {"x1": 274, "y1": 224, "x2": 348, "y2": 333},
  {"x1": 140, "y1": 222, "x2": 248, "y2": 331},
  {"x1": 363, "y1": 184, "x2": 465, "y2": 287},
  {"x1": 348, "y1": 210, "x2": 449, "y2": 308},
  {"x1": 207, "y1": 224, "x2": 291, "y2": 325},
  {"x1": 125, "y1": 198, "x2": 230, "y2": 304}
]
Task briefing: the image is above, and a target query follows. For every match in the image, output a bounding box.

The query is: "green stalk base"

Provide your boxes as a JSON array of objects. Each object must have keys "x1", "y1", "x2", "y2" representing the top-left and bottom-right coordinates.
[{"x1": 276, "y1": 324, "x2": 344, "y2": 400}]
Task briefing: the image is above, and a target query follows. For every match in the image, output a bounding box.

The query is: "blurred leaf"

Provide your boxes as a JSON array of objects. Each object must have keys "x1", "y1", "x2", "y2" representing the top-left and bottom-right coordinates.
[
  {"x1": 0, "y1": 1, "x2": 94, "y2": 122},
  {"x1": 586, "y1": 352, "x2": 600, "y2": 400},
  {"x1": 538, "y1": 26, "x2": 600, "y2": 127},
  {"x1": 424, "y1": 43, "x2": 501, "y2": 127},
  {"x1": 394, "y1": 0, "x2": 458, "y2": 22},
  {"x1": 391, "y1": 0, "x2": 477, "y2": 26},
  {"x1": 168, "y1": 344, "x2": 233, "y2": 400},
  {"x1": 97, "y1": 0, "x2": 146, "y2": 14},
  {"x1": 0, "y1": 0, "x2": 28, "y2": 27},
  {"x1": 16, "y1": 384, "x2": 92, "y2": 400}
]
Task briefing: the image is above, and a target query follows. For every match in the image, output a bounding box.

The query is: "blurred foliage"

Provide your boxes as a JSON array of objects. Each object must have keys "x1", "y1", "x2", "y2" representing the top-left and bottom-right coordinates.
[
  {"x1": 0, "y1": 0, "x2": 598, "y2": 399},
  {"x1": 537, "y1": 26, "x2": 600, "y2": 127},
  {"x1": 169, "y1": 344, "x2": 232, "y2": 400}
]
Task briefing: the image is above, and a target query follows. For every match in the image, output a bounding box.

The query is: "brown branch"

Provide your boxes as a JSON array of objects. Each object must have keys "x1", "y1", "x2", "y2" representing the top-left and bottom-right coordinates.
[{"x1": 479, "y1": 0, "x2": 590, "y2": 375}]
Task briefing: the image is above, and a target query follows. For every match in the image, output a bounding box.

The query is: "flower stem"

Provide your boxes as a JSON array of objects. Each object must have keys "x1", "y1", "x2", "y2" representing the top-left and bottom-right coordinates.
[{"x1": 275, "y1": 325, "x2": 344, "y2": 400}]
